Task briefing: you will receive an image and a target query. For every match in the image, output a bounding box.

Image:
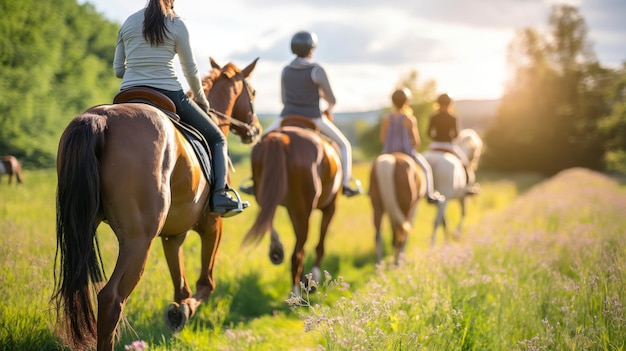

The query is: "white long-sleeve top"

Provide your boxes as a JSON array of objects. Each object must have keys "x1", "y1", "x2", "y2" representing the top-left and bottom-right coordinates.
[{"x1": 113, "y1": 9, "x2": 207, "y2": 104}]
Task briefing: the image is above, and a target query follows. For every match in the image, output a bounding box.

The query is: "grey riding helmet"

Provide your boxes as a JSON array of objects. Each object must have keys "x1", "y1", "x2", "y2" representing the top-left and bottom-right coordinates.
[{"x1": 291, "y1": 31, "x2": 318, "y2": 57}]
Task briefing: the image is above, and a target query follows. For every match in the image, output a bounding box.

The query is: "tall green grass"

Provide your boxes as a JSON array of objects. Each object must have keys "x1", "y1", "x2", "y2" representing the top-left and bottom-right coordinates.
[
  {"x1": 0, "y1": 163, "x2": 581, "y2": 350},
  {"x1": 292, "y1": 168, "x2": 626, "y2": 350}
]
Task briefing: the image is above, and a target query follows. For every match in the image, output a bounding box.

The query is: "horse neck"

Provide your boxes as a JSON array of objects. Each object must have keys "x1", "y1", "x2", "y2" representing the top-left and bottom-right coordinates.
[{"x1": 207, "y1": 86, "x2": 237, "y2": 137}]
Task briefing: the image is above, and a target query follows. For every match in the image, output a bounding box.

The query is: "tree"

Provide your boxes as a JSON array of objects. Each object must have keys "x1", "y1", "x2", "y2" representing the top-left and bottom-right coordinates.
[
  {"x1": 482, "y1": 4, "x2": 613, "y2": 174},
  {"x1": 598, "y1": 64, "x2": 626, "y2": 173},
  {"x1": 0, "y1": 0, "x2": 120, "y2": 167}
]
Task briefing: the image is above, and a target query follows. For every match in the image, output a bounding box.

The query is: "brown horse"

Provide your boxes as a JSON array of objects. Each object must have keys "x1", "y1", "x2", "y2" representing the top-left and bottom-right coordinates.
[
  {"x1": 53, "y1": 58, "x2": 261, "y2": 351},
  {"x1": 243, "y1": 118, "x2": 342, "y2": 295},
  {"x1": 0, "y1": 155, "x2": 23, "y2": 185},
  {"x1": 369, "y1": 153, "x2": 426, "y2": 264}
]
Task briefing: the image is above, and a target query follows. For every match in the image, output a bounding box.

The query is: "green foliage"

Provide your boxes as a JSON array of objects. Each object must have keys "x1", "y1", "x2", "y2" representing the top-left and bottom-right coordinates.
[
  {"x1": 0, "y1": 0, "x2": 120, "y2": 168},
  {"x1": 598, "y1": 63, "x2": 626, "y2": 173},
  {"x1": 0, "y1": 164, "x2": 539, "y2": 350},
  {"x1": 292, "y1": 168, "x2": 626, "y2": 350},
  {"x1": 482, "y1": 4, "x2": 621, "y2": 174}
]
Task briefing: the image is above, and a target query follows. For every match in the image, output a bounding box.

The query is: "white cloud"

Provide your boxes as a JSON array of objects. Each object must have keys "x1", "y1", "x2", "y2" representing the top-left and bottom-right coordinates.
[{"x1": 79, "y1": 0, "x2": 625, "y2": 113}]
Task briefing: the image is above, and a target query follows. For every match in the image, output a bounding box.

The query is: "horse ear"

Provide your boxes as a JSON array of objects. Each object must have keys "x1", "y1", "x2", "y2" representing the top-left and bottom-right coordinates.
[
  {"x1": 241, "y1": 57, "x2": 259, "y2": 78},
  {"x1": 210, "y1": 57, "x2": 221, "y2": 70}
]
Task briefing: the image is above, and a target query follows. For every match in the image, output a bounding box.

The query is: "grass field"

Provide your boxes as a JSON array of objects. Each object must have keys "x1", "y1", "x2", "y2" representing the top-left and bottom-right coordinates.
[{"x1": 1, "y1": 164, "x2": 624, "y2": 350}]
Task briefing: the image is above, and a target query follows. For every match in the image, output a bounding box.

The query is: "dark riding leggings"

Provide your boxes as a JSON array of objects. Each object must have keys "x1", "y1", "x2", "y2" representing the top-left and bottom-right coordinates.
[
  {"x1": 150, "y1": 88, "x2": 229, "y2": 190},
  {"x1": 153, "y1": 88, "x2": 226, "y2": 145}
]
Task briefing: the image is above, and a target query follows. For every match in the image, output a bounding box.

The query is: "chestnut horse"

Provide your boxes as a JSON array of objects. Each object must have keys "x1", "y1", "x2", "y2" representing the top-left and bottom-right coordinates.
[
  {"x1": 0, "y1": 155, "x2": 23, "y2": 185},
  {"x1": 423, "y1": 128, "x2": 483, "y2": 245},
  {"x1": 369, "y1": 153, "x2": 426, "y2": 264},
  {"x1": 53, "y1": 58, "x2": 261, "y2": 351},
  {"x1": 242, "y1": 118, "x2": 342, "y2": 295}
]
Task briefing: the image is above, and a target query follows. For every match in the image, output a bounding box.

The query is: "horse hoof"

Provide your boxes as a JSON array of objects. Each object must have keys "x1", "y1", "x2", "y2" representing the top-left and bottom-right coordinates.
[
  {"x1": 164, "y1": 302, "x2": 190, "y2": 333},
  {"x1": 269, "y1": 249, "x2": 284, "y2": 265}
]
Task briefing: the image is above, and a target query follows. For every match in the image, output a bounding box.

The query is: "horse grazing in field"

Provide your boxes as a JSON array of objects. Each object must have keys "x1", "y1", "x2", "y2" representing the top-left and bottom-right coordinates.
[
  {"x1": 369, "y1": 153, "x2": 426, "y2": 264},
  {"x1": 0, "y1": 155, "x2": 23, "y2": 185},
  {"x1": 423, "y1": 128, "x2": 483, "y2": 245},
  {"x1": 242, "y1": 117, "x2": 342, "y2": 295},
  {"x1": 53, "y1": 58, "x2": 261, "y2": 351}
]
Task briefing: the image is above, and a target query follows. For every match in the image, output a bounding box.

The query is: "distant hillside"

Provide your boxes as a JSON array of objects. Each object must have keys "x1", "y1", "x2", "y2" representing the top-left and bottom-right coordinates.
[
  {"x1": 258, "y1": 99, "x2": 500, "y2": 133},
  {"x1": 454, "y1": 99, "x2": 501, "y2": 133}
]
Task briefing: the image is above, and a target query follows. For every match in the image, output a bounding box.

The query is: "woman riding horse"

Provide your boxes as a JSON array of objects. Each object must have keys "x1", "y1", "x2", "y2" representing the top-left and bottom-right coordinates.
[
  {"x1": 53, "y1": 1, "x2": 260, "y2": 349},
  {"x1": 114, "y1": 0, "x2": 246, "y2": 216},
  {"x1": 251, "y1": 30, "x2": 362, "y2": 197},
  {"x1": 428, "y1": 93, "x2": 479, "y2": 195}
]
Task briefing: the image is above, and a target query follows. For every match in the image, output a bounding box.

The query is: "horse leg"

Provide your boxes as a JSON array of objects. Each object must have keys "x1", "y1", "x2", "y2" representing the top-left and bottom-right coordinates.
[
  {"x1": 161, "y1": 232, "x2": 192, "y2": 302},
  {"x1": 191, "y1": 215, "x2": 222, "y2": 310},
  {"x1": 97, "y1": 235, "x2": 155, "y2": 351},
  {"x1": 313, "y1": 203, "x2": 336, "y2": 283},
  {"x1": 373, "y1": 206, "x2": 384, "y2": 263},
  {"x1": 431, "y1": 201, "x2": 447, "y2": 246},
  {"x1": 287, "y1": 208, "x2": 311, "y2": 296},
  {"x1": 452, "y1": 197, "x2": 466, "y2": 240}
]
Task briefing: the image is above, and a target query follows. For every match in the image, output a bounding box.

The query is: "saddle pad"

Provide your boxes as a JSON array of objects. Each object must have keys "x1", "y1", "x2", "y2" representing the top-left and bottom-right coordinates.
[
  {"x1": 112, "y1": 95, "x2": 213, "y2": 184},
  {"x1": 170, "y1": 118, "x2": 213, "y2": 185}
]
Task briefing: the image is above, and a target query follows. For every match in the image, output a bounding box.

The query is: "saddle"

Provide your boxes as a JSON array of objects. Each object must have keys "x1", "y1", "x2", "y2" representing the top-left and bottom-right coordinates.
[
  {"x1": 113, "y1": 87, "x2": 213, "y2": 184},
  {"x1": 280, "y1": 115, "x2": 319, "y2": 132},
  {"x1": 113, "y1": 86, "x2": 177, "y2": 115},
  {"x1": 429, "y1": 147, "x2": 455, "y2": 155}
]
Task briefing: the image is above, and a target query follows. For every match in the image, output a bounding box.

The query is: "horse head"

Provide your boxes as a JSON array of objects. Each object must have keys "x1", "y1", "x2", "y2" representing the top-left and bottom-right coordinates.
[
  {"x1": 456, "y1": 129, "x2": 483, "y2": 171},
  {"x1": 202, "y1": 57, "x2": 262, "y2": 145}
]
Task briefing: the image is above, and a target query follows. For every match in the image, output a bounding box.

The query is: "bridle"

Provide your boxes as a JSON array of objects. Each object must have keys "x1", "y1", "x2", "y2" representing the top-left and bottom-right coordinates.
[{"x1": 210, "y1": 78, "x2": 260, "y2": 142}]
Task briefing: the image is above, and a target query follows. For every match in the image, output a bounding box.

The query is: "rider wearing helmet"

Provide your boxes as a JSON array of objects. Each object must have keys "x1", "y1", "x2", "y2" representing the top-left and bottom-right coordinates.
[
  {"x1": 428, "y1": 93, "x2": 479, "y2": 195},
  {"x1": 263, "y1": 30, "x2": 362, "y2": 197},
  {"x1": 380, "y1": 88, "x2": 445, "y2": 204}
]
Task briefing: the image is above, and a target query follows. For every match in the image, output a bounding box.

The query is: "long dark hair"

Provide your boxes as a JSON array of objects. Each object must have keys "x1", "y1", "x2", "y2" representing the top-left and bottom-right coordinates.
[{"x1": 143, "y1": 0, "x2": 174, "y2": 46}]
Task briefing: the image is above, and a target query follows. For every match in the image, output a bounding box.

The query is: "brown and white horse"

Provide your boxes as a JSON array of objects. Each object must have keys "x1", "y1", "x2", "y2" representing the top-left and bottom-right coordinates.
[
  {"x1": 369, "y1": 152, "x2": 426, "y2": 263},
  {"x1": 0, "y1": 155, "x2": 23, "y2": 185},
  {"x1": 53, "y1": 58, "x2": 260, "y2": 351}
]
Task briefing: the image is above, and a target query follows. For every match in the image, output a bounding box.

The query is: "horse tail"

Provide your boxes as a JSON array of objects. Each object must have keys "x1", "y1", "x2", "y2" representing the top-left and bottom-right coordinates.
[
  {"x1": 243, "y1": 132, "x2": 289, "y2": 246},
  {"x1": 375, "y1": 154, "x2": 411, "y2": 233},
  {"x1": 52, "y1": 113, "x2": 107, "y2": 349}
]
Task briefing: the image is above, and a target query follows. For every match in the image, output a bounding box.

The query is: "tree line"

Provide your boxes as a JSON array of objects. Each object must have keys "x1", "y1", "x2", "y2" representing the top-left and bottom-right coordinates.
[
  {"x1": 1, "y1": 2, "x2": 624, "y2": 175},
  {"x1": 1, "y1": 0, "x2": 119, "y2": 167},
  {"x1": 359, "y1": 4, "x2": 625, "y2": 175},
  {"x1": 482, "y1": 4, "x2": 626, "y2": 175}
]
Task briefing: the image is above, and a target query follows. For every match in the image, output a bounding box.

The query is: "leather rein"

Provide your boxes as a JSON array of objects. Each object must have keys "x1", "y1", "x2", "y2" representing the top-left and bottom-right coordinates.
[{"x1": 211, "y1": 79, "x2": 260, "y2": 141}]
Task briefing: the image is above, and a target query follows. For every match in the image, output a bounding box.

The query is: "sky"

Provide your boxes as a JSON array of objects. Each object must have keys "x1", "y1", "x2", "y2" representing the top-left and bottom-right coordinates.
[{"x1": 79, "y1": 0, "x2": 625, "y2": 113}]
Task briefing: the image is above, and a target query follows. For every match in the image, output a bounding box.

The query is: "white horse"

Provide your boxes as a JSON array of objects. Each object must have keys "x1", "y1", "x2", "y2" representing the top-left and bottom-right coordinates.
[{"x1": 423, "y1": 129, "x2": 483, "y2": 245}]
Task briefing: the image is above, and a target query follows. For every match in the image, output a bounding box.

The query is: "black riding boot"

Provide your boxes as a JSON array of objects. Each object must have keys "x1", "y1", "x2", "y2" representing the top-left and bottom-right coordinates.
[{"x1": 209, "y1": 142, "x2": 249, "y2": 217}]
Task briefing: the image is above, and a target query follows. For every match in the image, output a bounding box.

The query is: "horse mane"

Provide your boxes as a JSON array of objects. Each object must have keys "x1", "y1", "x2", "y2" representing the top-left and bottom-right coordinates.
[
  {"x1": 456, "y1": 129, "x2": 483, "y2": 170},
  {"x1": 196, "y1": 62, "x2": 241, "y2": 99}
]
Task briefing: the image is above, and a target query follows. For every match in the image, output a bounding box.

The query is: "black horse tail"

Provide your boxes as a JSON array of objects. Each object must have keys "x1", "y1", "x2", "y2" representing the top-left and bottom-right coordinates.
[
  {"x1": 52, "y1": 113, "x2": 107, "y2": 349},
  {"x1": 243, "y1": 132, "x2": 289, "y2": 246}
]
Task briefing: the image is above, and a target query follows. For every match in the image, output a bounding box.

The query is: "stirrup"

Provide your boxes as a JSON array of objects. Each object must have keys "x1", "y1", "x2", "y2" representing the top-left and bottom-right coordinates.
[
  {"x1": 210, "y1": 188, "x2": 249, "y2": 217},
  {"x1": 427, "y1": 192, "x2": 446, "y2": 204},
  {"x1": 465, "y1": 183, "x2": 481, "y2": 196},
  {"x1": 342, "y1": 178, "x2": 363, "y2": 197}
]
